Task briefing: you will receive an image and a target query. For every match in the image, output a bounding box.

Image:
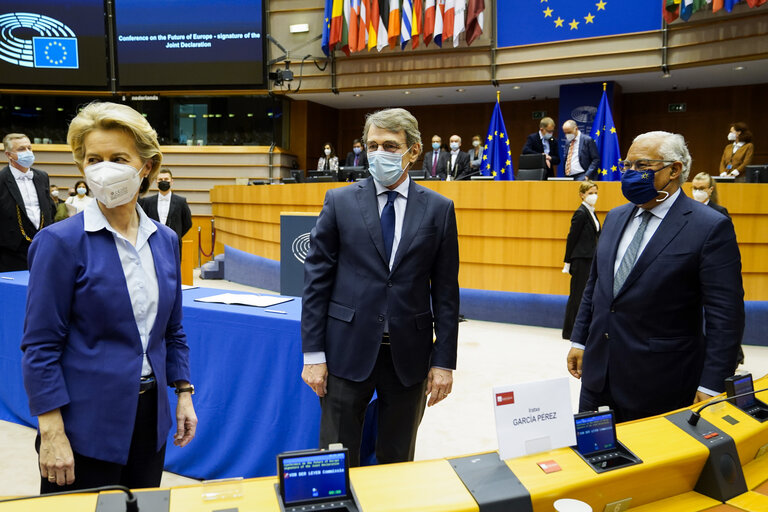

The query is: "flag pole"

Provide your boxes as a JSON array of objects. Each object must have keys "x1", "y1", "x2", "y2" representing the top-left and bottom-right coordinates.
[
  {"x1": 496, "y1": 90, "x2": 500, "y2": 103},
  {"x1": 602, "y1": 82, "x2": 606, "y2": 91}
]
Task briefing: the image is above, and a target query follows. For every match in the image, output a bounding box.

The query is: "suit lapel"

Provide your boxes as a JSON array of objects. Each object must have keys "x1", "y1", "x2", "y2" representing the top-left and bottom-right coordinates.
[
  {"x1": 166, "y1": 195, "x2": 176, "y2": 226},
  {"x1": 3, "y1": 168, "x2": 25, "y2": 213},
  {"x1": 390, "y1": 180, "x2": 427, "y2": 275},
  {"x1": 356, "y1": 179, "x2": 388, "y2": 266},
  {"x1": 31, "y1": 170, "x2": 48, "y2": 228},
  {"x1": 147, "y1": 232, "x2": 170, "y2": 341}
]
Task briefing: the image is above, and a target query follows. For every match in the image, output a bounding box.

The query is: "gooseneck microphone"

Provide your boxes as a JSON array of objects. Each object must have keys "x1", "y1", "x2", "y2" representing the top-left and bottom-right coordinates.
[
  {"x1": 688, "y1": 386, "x2": 768, "y2": 426},
  {"x1": 0, "y1": 485, "x2": 138, "y2": 511}
]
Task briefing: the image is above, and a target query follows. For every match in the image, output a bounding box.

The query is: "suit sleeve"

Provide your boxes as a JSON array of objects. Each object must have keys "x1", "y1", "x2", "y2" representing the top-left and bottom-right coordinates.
[
  {"x1": 458, "y1": 153, "x2": 470, "y2": 177},
  {"x1": 301, "y1": 190, "x2": 340, "y2": 353},
  {"x1": 735, "y1": 143, "x2": 754, "y2": 173},
  {"x1": 21, "y1": 229, "x2": 76, "y2": 415},
  {"x1": 522, "y1": 135, "x2": 536, "y2": 155},
  {"x1": 586, "y1": 139, "x2": 600, "y2": 177},
  {"x1": 180, "y1": 197, "x2": 192, "y2": 237},
  {"x1": 698, "y1": 217, "x2": 744, "y2": 392},
  {"x1": 164, "y1": 235, "x2": 191, "y2": 384},
  {"x1": 564, "y1": 209, "x2": 587, "y2": 263},
  {"x1": 429, "y1": 200, "x2": 460, "y2": 370}
]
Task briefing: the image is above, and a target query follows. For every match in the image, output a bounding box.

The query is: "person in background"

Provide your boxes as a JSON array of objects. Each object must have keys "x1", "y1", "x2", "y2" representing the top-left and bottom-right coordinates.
[
  {"x1": 468, "y1": 134, "x2": 484, "y2": 176},
  {"x1": 522, "y1": 117, "x2": 561, "y2": 178},
  {"x1": 344, "y1": 139, "x2": 369, "y2": 169},
  {"x1": 692, "y1": 172, "x2": 730, "y2": 218},
  {"x1": 422, "y1": 134, "x2": 448, "y2": 179},
  {"x1": 0, "y1": 133, "x2": 55, "y2": 272},
  {"x1": 561, "y1": 120, "x2": 600, "y2": 181},
  {"x1": 447, "y1": 135, "x2": 471, "y2": 180},
  {"x1": 49, "y1": 184, "x2": 69, "y2": 223},
  {"x1": 21, "y1": 101, "x2": 197, "y2": 493},
  {"x1": 318, "y1": 142, "x2": 339, "y2": 173},
  {"x1": 562, "y1": 181, "x2": 601, "y2": 340},
  {"x1": 138, "y1": 168, "x2": 193, "y2": 256},
  {"x1": 65, "y1": 179, "x2": 94, "y2": 213},
  {"x1": 719, "y1": 122, "x2": 753, "y2": 181}
]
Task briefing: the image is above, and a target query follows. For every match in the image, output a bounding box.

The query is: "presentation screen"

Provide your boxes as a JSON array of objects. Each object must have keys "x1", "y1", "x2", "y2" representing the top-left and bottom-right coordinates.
[
  {"x1": 114, "y1": 0, "x2": 265, "y2": 88},
  {"x1": 0, "y1": 1, "x2": 109, "y2": 87}
]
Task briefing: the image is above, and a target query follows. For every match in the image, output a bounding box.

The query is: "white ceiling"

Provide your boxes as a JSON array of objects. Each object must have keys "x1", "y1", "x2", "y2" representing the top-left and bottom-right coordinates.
[{"x1": 290, "y1": 58, "x2": 768, "y2": 109}]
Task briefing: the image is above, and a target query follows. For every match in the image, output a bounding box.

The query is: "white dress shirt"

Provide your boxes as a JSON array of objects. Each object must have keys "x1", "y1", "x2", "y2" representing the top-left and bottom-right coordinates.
[
  {"x1": 582, "y1": 200, "x2": 600, "y2": 232},
  {"x1": 450, "y1": 150, "x2": 459, "y2": 174},
  {"x1": 567, "y1": 134, "x2": 586, "y2": 177},
  {"x1": 66, "y1": 194, "x2": 94, "y2": 213},
  {"x1": 9, "y1": 164, "x2": 41, "y2": 229},
  {"x1": 84, "y1": 200, "x2": 159, "y2": 377},
  {"x1": 303, "y1": 176, "x2": 411, "y2": 366},
  {"x1": 158, "y1": 191, "x2": 172, "y2": 225},
  {"x1": 541, "y1": 134, "x2": 551, "y2": 155}
]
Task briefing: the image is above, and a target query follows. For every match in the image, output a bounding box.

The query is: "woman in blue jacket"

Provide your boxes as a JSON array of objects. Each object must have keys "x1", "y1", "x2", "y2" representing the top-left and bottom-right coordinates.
[{"x1": 22, "y1": 102, "x2": 197, "y2": 492}]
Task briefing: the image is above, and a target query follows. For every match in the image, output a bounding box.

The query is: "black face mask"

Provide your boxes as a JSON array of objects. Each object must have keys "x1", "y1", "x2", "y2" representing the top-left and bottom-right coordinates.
[{"x1": 158, "y1": 181, "x2": 171, "y2": 192}]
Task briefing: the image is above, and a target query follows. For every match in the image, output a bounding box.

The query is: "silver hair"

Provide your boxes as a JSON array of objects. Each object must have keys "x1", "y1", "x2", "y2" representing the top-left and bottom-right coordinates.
[
  {"x1": 563, "y1": 120, "x2": 578, "y2": 131},
  {"x1": 633, "y1": 131, "x2": 692, "y2": 184},
  {"x1": 3, "y1": 133, "x2": 29, "y2": 152},
  {"x1": 363, "y1": 108, "x2": 422, "y2": 156}
]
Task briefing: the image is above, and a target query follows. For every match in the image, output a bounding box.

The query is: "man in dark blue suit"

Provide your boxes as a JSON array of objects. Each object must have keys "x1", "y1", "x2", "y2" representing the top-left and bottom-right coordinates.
[
  {"x1": 561, "y1": 120, "x2": 600, "y2": 180},
  {"x1": 522, "y1": 117, "x2": 560, "y2": 178},
  {"x1": 567, "y1": 131, "x2": 744, "y2": 422},
  {"x1": 301, "y1": 108, "x2": 460, "y2": 466}
]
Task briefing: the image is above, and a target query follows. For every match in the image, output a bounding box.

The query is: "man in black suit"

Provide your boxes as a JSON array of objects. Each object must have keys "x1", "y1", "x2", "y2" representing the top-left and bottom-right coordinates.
[
  {"x1": 522, "y1": 117, "x2": 560, "y2": 178},
  {"x1": 447, "y1": 135, "x2": 471, "y2": 180},
  {"x1": 0, "y1": 133, "x2": 54, "y2": 272},
  {"x1": 302, "y1": 108, "x2": 459, "y2": 466},
  {"x1": 421, "y1": 134, "x2": 449, "y2": 179},
  {"x1": 138, "y1": 168, "x2": 192, "y2": 255},
  {"x1": 344, "y1": 139, "x2": 368, "y2": 169},
  {"x1": 562, "y1": 120, "x2": 600, "y2": 180},
  {"x1": 691, "y1": 172, "x2": 730, "y2": 219}
]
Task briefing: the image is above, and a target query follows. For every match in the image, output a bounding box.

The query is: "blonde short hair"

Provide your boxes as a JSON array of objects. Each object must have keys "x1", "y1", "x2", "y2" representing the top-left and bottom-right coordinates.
[
  {"x1": 692, "y1": 171, "x2": 719, "y2": 204},
  {"x1": 67, "y1": 102, "x2": 162, "y2": 194},
  {"x1": 579, "y1": 180, "x2": 598, "y2": 195},
  {"x1": 363, "y1": 108, "x2": 422, "y2": 156},
  {"x1": 3, "y1": 133, "x2": 29, "y2": 152}
]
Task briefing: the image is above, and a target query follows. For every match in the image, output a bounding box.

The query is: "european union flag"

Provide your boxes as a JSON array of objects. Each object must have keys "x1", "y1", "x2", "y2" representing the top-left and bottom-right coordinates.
[
  {"x1": 497, "y1": 0, "x2": 660, "y2": 48},
  {"x1": 590, "y1": 86, "x2": 621, "y2": 181},
  {"x1": 482, "y1": 99, "x2": 513, "y2": 180},
  {"x1": 33, "y1": 37, "x2": 79, "y2": 69},
  {"x1": 321, "y1": 0, "x2": 333, "y2": 56}
]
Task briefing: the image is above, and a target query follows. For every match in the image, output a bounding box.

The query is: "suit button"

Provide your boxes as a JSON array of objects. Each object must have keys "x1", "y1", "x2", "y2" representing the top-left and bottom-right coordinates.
[
  {"x1": 604, "y1": 333, "x2": 610, "y2": 339},
  {"x1": 387, "y1": 281, "x2": 393, "y2": 288},
  {"x1": 377, "y1": 315, "x2": 384, "y2": 322}
]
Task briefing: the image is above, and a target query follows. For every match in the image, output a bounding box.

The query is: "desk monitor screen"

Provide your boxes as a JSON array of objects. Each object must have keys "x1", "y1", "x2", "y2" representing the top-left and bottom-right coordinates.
[
  {"x1": 729, "y1": 373, "x2": 757, "y2": 409},
  {"x1": 574, "y1": 411, "x2": 617, "y2": 456},
  {"x1": 278, "y1": 449, "x2": 349, "y2": 506}
]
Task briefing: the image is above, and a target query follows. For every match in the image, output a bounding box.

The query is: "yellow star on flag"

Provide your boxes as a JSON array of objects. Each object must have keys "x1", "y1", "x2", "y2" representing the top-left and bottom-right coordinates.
[
  {"x1": 602, "y1": 169, "x2": 608, "y2": 175},
  {"x1": 540, "y1": 0, "x2": 548, "y2": 3},
  {"x1": 569, "y1": 19, "x2": 579, "y2": 30},
  {"x1": 641, "y1": 172, "x2": 649, "y2": 179},
  {"x1": 495, "y1": 131, "x2": 498, "y2": 136},
  {"x1": 610, "y1": 127, "x2": 616, "y2": 134},
  {"x1": 596, "y1": 0, "x2": 607, "y2": 10},
  {"x1": 482, "y1": 155, "x2": 487, "y2": 160},
  {"x1": 611, "y1": 165, "x2": 617, "y2": 172},
  {"x1": 484, "y1": 145, "x2": 488, "y2": 151},
  {"x1": 486, "y1": 163, "x2": 491, "y2": 169},
  {"x1": 584, "y1": 12, "x2": 595, "y2": 23},
  {"x1": 507, "y1": 150, "x2": 512, "y2": 156},
  {"x1": 543, "y1": 6, "x2": 553, "y2": 17},
  {"x1": 487, "y1": 135, "x2": 493, "y2": 141},
  {"x1": 506, "y1": 160, "x2": 511, "y2": 167},
  {"x1": 501, "y1": 169, "x2": 506, "y2": 174},
  {"x1": 500, "y1": 133, "x2": 505, "y2": 139},
  {"x1": 595, "y1": 129, "x2": 600, "y2": 137},
  {"x1": 505, "y1": 139, "x2": 510, "y2": 146},
  {"x1": 554, "y1": 17, "x2": 564, "y2": 27},
  {"x1": 492, "y1": 171, "x2": 497, "y2": 177}
]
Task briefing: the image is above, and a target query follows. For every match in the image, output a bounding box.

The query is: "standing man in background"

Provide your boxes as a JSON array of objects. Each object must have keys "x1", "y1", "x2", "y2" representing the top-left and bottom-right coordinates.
[
  {"x1": 302, "y1": 108, "x2": 460, "y2": 467},
  {"x1": 422, "y1": 134, "x2": 449, "y2": 179},
  {"x1": 447, "y1": 135, "x2": 471, "y2": 180},
  {"x1": 561, "y1": 120, "x2": 600, "y2": 181},
  {"x1": 0, "y1": 133, "x2": 54, "y2": 272},
  {"x1": 522, "y1": 117, "x2": 560, "y2": 178},
  {"x1": 139, "y1": 168, "x2": 192, "y2": 255}
]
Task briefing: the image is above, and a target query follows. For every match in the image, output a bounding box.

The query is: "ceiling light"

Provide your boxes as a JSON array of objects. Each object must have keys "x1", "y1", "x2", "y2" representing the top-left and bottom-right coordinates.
[
  {"x1": 403, "y1": 91, "x2": 411, "y2": 95},
  {"x1": 353, "y1": 93, "x2": 362, "y2": 97},
  {"x1": 229, "y1": 114, "x2": 235, "y2": 118},
  {"x1": 456, "y1": 88, "x2": 465, "y2": 93},
  {"x1": 57, "y1": 107, "x2": 64, "y2": 112},
  {"x1": 734, "y1": 66, "x2": 745, "y2": 71},
  {"x1": 512, "y1": 85, "x2": 521, "y2": 90}
]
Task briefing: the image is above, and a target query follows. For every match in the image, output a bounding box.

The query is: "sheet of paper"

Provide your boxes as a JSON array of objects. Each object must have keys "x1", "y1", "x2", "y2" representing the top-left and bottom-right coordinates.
[
  {"x1": 181, "y1": 285, "x2": 198, "y2": 291},
  {"x1": 194, "y1": 292, "x2": 293, "y2": 308}
]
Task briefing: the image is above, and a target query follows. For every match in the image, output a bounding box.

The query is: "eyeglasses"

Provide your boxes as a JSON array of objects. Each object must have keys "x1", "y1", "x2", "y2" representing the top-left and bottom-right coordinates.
[
  {"x1": 618, "y1": 159, "x2": 676, "y2": 174},
  {"x1": 366, "y1": 142, "x2": 406, "y2": 153}
]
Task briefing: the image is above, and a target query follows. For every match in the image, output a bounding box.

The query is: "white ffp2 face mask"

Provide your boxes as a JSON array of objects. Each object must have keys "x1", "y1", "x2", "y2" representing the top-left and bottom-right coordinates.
[
  {"x1": 692, "y1": 189, "x2": 709, "y2": 203},
  {"x1": 85, "y1": 161, "x2": 143, "y2": 208},
  {"x1": 584, "y1": 194, "x2": 598, "y2": 206}
]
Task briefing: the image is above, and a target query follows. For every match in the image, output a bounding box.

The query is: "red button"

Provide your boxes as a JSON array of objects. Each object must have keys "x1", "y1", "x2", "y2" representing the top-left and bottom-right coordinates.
[{"x1": 704, "y1": 432, "x2": 719, "y2": 439}]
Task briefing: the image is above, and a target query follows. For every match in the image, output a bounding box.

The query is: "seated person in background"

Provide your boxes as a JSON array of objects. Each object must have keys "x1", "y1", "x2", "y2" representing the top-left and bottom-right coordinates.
[
  {"x1": 422, "y1": 134, "x2": 448, "y2": 179},
  {"x1": 317, "y1": 142, "x2": 339, "y2": 173},
  {"x1": 447, "y1": 135, "x2": 471, "y2": 180},
  {"x1": 344, "y1": 139, "x2": 368, "y2": 168},
  {"x1": 65, "y1": 179, "x2": 94, "y2": 213},
  {"x1": 692, "y1": 172, "x2": 730, "y2": 218},
  {"x1": 562, "y1": 120, "x2": 600, "y2": 181},
  {"x1": 719, "y1": 122, "x2": 753, "y2": 181},
  {"x1": 522, "y1": 117, "x2": 560, "y2": 178},
  {"x1": 468, "y1": 134, "x2": 484, "y2": 174},
  {"x1": 49, "y1": 184, "x2": 69, "y2": 223}
]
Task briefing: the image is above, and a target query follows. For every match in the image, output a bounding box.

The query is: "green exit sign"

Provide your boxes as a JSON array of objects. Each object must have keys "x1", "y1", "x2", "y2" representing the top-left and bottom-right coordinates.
[
  {"x1": 532, "y1": 110, "x2": 547, "y2": 120},
  {"x1": 668, "y1": 103, "x2": 687, "y2": 113}
]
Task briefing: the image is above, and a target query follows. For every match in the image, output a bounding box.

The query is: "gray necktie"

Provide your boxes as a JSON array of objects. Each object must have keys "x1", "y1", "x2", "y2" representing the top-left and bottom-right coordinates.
[{"x1": 613, "y1": 210, "x2": 653, "y2": 296}]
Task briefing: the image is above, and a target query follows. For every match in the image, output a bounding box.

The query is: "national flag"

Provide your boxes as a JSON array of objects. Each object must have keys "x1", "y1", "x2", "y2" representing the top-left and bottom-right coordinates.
[
  {"x1": 465, "y1": 0, "x2": 484, "y2": 45},
  {"x1": 712, "y1": 0, "x2": 724, "y2": 12},
  {"x1": 482, "y1": 95, "x2": 514, "y2": 181},
  {"x1": 33, "y1": 37, "x2": 79, "y2": 69},
  {"x1": 321, "y1": 0, "x2": 333, "y2": 55},
  {"x1": 401, "y1": 0, "x2": 413, "y2": 49},
  {"x1": 453, "y1": 0, "x2": 466, "y2": 47},
  {"x1": 680, "y1": 0, "x2": 694, "y2": 20},
  {"x1": 378, "y1": 0, "x2": 390, "y2": 50},
  {"x1": 368, "y1": 0, "x2": 380, "y2": 50},
  {"x1": 443, "y1": 0, "x2": 455, "y2": 42},
  {"x1": 663, "y1": 0, "x2": 680, "y2": 23},
  {"x1": 423, "y1": 0, "x2": 436, "y2": 45},
  {"x1": 358, "y1": 0, "x2": 368, "y2": 52},
  {"x1": 412, "y1": 0, "x2": 423, "y2": 48},
  {"x1": 330, "y1": 0, "x2": 344, "y2": 51},
  {"x1": 434, "y1": 0, "x2": 445, "y2": 47},
  {"x1": 388, "y1": 0, "x2": 400, "y2": 48},
  {"x1": 340, "y1": 0, "x2": 350, "y2": 55},
  {"x1": 349, "y1": 0, "x2": 360, "y2": 52},
  {"x1": 746, "y1": 0, "x2": 767, "y2": 7},
  {"x1": 725, "y1": 0, "x2": 740, "y2": 10},
  {"x1": 589, "y1": 85, "x2": 621, "y2": 182}
]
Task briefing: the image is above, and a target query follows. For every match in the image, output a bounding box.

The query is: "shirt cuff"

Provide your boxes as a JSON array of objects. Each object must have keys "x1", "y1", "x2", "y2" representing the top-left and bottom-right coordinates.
[
  {"x1": 430, "y1": 366, "x2": 453, "y2": 371},
  {"x1": 303, "y1": 351, "x2": 326, "y2": 365},
  {"x1": 571, "y1": 343, "x2": 586, "y2": 350},
  {"x1": 697, "y1": 386, "x2": 718, "y2": 397}
]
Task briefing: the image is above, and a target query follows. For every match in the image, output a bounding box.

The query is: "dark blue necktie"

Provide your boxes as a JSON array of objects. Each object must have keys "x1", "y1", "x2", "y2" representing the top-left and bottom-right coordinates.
[{"x1": 381, "y1": 191, "x2": 398, "y2": 265}]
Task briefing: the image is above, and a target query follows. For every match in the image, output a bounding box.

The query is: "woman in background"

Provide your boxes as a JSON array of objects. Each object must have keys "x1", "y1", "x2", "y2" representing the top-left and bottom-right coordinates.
[
  {"x1": 562, "y1": 181, "x2": 600, "y2": 340},
  {"x1": 719, "y1": 122, "x2": 753, "y2": 181},
  {"x1": 317, "y1": 142, "x2": 339, "y2": 172},
  {"x1": 64, "y1": 179, "x2": 93, "y2": 213},
  {"x1": 468, "y1": 134, "x2": 484, "y2": 175}
]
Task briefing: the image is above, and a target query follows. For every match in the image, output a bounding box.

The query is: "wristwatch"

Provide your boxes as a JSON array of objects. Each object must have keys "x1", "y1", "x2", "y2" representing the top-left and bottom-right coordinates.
[{"x1": 175, "y1": 384, "x2": 195, "y2": 395}]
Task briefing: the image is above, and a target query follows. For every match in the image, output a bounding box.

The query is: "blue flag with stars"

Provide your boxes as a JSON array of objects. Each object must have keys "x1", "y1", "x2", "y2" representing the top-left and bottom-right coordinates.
[
  {"x1": 321, "y1": 0, "x2": 333, "y2": 56},
  {"x1": 33, "y1": 37, "x2": 79, "y2": 69},
  {"x1": 590, "y1": 88, "x2": 621, "y2": 181},
  {"x1": 482, "y1": 100, "x2": 514, "y2": 180}
]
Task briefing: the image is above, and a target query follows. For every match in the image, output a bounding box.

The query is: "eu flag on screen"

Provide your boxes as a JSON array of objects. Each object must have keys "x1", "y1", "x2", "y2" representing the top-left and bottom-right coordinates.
[
  {"x1": 497, "y1": 0, "x2": 661, "y2": 48},
  {"x1": 33, "y1": 37, "x2": 79, "y2": 69},
  {"x1": 321, "y1": 0, "x2": 333, "y2": 56},
  {"x1": 590, "y1": 89, "x2": 621, "y2": 182},
  {"x1": 482, "y1": 100, "x2": 513, "y2": 180}
]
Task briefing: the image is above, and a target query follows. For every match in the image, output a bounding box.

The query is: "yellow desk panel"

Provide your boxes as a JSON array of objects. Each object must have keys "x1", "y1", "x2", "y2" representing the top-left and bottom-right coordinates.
[
  {"x1": 506, "y1": 416, "x2": 710, "y2": 511},
  {"x1": 350, "y1": 459, "x2": 478, "y2": 512},
  {"x1": 0, "y1": 494, "x2": 98, "y2": 512},
  {"x1": 728, "y1": 491, "x2": 768, "y2": 511},
  {"x1": 699, "y1": 402, "x2": 768, "y2": 466},
  {"x1": 628, "y1": 491, "x2": 722, "y2": 512},
  {"x1": 170, "y1": 478, "x2": 280, "y2": 512},
  {"x1": 742, "y1": 452, "x2": 768, "y2": 491}
]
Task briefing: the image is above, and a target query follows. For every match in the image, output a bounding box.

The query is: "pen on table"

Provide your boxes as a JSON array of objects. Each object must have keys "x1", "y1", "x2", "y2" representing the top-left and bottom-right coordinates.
[
  {"x1": 0, "y1": 276, "x2": 13, "y2": 280},
  {"x1": 264, "y1": 309, "x2": 287, "y2": 314}
]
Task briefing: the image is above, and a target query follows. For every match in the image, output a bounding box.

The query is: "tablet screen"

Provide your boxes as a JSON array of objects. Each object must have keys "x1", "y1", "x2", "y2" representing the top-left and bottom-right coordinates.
[
  {"x1": 574, "y1": 411, "x2": 616, "y2": 455},
  {"x1": 279, "y1": 450, "x2": 348, "y2": 506},
  {"x1": 732, "y1": 375, "x2": 756, "y2": 409}
]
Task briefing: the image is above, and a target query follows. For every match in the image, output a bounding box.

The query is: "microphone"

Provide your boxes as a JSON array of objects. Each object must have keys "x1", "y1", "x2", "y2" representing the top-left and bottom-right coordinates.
[
  {"x1": 688, "y1": 386, "x2": 768, "y2": 426},
  {"x1": 0, "y1": 485, "x2": 138, "y2": 511}
]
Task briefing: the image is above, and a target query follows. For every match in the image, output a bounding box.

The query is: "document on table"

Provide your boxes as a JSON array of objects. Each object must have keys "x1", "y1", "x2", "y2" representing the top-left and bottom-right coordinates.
[
  {"x1": 194, "y1": 293, "x2": 294, "y2": 308},
  {"x1": 181, "y1": 285, "x2": 198, "y2": 291}
]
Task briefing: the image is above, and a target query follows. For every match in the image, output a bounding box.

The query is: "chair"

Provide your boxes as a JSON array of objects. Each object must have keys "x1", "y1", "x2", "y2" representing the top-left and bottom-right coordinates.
[
  {"x1": 517, "y1": 168, "x2": 547, "y2": 181},
  {"x1": 517, "y1": 154, "x2": 548, "y2": 181}
]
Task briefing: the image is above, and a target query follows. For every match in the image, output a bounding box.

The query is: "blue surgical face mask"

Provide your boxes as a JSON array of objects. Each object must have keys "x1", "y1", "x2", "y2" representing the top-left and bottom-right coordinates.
[
  {"x1": 432, "y1": 142, "x2": 441, "y2": 150},
  {"x1": 368, "y1": 147, "x2": 412, "y2": 187},
  {"x1": 620, "y1": 164, "x2": 673, "y2": 205},
  {"x1": 450, "y1": 142, "x2": 459, "y2": 151},
  {"x1": 353, "y1": 147, "x2": 362, "y2": 155},
  {"x1": 543, "y1": 132, "x2": 553, "y2": 140},
  {"x1": 15, "y1": 150, "x2": 35, "y2": 168}
]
